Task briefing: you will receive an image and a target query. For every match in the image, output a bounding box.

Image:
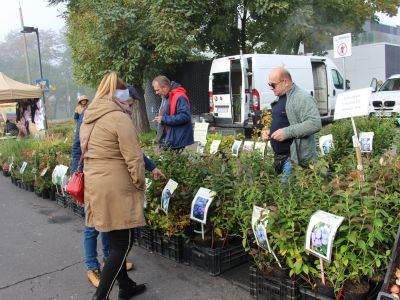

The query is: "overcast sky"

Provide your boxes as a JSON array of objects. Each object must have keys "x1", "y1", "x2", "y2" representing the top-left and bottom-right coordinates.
[
  {"x1": 0, "y1": 0, "x2": 399, "y2": 43},
  {"x1": 0, "y1": 0, "x2": 66, "y2": 42}
]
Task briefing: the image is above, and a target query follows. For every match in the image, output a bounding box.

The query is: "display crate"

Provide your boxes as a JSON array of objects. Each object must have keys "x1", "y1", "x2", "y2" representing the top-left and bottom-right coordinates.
[
  {"x1": 153, "y1": 230, "x2": 185, "y2": 263},
  {"x1": 185, "y1": 242, "x2": 248, "y2": 276},
  {"x1": 132, "y1": 228, "x2": 140, "y2": 245},
  {"x1": 299, "y1": 287, "x2": 334, "y2": 300},
  {"x1": 249, "y1": 264, "x2": 299, "y2": 300},
  {"x1": 71, "y1": 201, "x2": 85, "y2": 218},
  {"x1": 378, "y1": 225, "x2": 400, "y2": 300},
  {"x1": 55, "y1": 192, "x2": 67, "y2": 208},
  {"x1": 137, "y1": 227, "x2": 154, "y2": 251}
]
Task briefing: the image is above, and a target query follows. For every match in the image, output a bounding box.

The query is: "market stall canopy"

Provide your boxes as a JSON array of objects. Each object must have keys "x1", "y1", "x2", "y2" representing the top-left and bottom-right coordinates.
[{"x1": 0, "y1": 72, "x2": 41, "y2": 102}]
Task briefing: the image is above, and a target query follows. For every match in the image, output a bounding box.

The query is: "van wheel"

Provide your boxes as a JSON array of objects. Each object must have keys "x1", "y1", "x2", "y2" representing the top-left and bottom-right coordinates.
[{"x1": 244, "y1": 128, "x2": 254, "y2": 139}]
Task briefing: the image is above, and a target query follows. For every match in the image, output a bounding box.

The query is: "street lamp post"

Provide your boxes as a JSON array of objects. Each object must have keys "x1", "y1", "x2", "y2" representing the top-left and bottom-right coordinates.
[{"x1": 21, "y1": 26, "x2": 48, "y2": 131}]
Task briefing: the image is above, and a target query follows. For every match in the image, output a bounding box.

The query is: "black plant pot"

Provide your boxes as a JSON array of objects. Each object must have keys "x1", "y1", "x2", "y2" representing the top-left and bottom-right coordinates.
[
  {"x1": 344, "y1": 280, "x2": 370, "y2": 300},
  {"x1": 316, "y1": 278, "x2": 335, "y2": 298},
  {"x1": 49, "y1": 187, "x2": 56, "y2": 201},
  {"x1": 42, "y1": 188, "x2": 50, "y2": 199},
  {"x1": 367, "y1": 275, "x2": 383, "y2": 300},
  {"x1": 24, "y1": 183, "x2": 29, "y2": 191},
  {"x1": 34, "y1": 189, "x2": 43, "y2": 198},
  {"x1": 268, "y1": 262, "x2": 290, "y2": 279},
  {"x1": 29, "y1": 184, "x2": 35, "y2": 192}
]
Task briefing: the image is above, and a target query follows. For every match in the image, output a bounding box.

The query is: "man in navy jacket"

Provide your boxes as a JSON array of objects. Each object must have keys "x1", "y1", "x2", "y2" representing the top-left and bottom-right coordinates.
[{"x1": 152, "y1": 75, "x2": 194, "y2": 150}]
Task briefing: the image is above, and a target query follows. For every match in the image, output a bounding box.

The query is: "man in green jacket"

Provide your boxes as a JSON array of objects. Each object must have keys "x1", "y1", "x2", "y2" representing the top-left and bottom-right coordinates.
[{"x1": 263, "y1": 67, "x2": 322, "y2": 171}]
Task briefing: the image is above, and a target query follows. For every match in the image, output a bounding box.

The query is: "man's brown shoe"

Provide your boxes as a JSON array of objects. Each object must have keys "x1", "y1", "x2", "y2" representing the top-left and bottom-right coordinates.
[
  {"x1": 87, "y1": 269, "x2": 101, "y2": 288},
  {"x1": 125, "y1": 262, "x2": 134, "y2": 272}
]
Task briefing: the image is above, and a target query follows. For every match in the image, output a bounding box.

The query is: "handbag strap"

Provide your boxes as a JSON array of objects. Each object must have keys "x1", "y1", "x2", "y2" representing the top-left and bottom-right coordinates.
[{"x1": 77, "y1": 121, "x2": 97, "y2": 167}]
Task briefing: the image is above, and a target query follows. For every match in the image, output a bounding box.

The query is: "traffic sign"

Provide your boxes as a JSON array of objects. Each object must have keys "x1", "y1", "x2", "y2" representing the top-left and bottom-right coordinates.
[{"x1": 333, "y1": 33, "x2": 352, "y2": 58}]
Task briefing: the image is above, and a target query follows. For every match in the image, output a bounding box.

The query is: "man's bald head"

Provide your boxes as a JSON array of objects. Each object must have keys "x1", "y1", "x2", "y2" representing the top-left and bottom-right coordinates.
[{"x1": 268, "y1": 67, "x2": 293, "y2": 96}]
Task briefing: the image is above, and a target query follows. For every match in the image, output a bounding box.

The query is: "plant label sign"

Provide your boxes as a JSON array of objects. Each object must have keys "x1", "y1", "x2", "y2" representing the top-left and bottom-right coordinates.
[
  {"x1": 319, "y1": 134, "x2": 334, "y2": 155},
  {"x1": 40, "y1": 168, "x2": 48, "y2": 177},
  {"x1": 255, "y1": 142, "x2": 266, "y2": 157},
  {"x1": 210, "y1": 140, "x2": 221, "y2": 154},
  {"x1": 20, "y1": 161, "x2": 28, "y2": 174},
  {"x1": 144, "y1": 178, "x2": 152, "y2": 209},
  {"x1": 359, "y1": 132, "x2": 374, "y2": 153},
  {"x1": 52, "y1": 165, "x2": 69, "y2": 186},
  {"x1": 305, "y1": 210, "x2": 344, "y2": 263},
  {"x1": 231, "y1": 140, "x2": 242, "y2": 157},
  {"x1": 161, "y1": 179, "x2": 178, "y2": 215},
  {"x1": 252, "y1": 206, "x2": 270, "y2": 250},
  {"x1": 334, "y1": 88, "x2": 371, "y2": 120},
  {"x1": 252, "y1": 205, "x2": 282, "y2": 267},
  {"x1": 190, "y1": 187, "x2": 215, "y2": 224},
  {"x1": 193, "y1": 122, "x2": 209, "y2": 145},
  {"x1": 196, "y1": 141, "x2": 206, "y2": 154},
  {"x1": 243, "y1": 141, "x2": 254, "y2": 152}
]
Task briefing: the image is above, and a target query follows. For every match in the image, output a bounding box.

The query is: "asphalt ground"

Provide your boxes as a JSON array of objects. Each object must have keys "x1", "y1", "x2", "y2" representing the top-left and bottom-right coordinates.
[{"x1": 0, "y1": 175, "x2": 252, "y2": 300}]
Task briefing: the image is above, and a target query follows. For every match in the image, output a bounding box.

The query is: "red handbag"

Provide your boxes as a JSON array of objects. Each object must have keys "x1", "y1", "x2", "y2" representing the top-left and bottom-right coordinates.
[
  {"x1": 66, "y1": 171, "x2": 84, "y2": 204},
  {"x1": 66, "y1": 120, "x2": 97, "y2": 205}
]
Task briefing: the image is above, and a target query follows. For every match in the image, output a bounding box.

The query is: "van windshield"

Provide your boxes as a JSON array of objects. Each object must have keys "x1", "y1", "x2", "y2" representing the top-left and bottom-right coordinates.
[
  {"x1": 380, "y1": 78, "x2": 400, "y2": 91},
  {"x1": 212, "y1": 72, "x2": 230, "y2": 94}
]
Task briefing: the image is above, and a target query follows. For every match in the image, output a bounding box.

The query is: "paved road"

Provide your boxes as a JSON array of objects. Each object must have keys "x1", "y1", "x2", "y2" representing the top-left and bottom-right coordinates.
[{"x1": 0, "y1": 175, "x2": 251, "y2": 300}]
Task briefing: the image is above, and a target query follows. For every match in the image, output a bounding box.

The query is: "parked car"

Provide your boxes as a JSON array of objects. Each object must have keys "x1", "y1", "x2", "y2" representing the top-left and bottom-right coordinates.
[{"x1": 369, "y1": 75, "x2": 400, "y2": 117}]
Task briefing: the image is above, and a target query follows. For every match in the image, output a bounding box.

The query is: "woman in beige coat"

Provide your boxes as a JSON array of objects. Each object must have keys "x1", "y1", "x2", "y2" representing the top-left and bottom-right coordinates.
[{"x1": 80, "y1": 72, "x2": 146, "y2": 300}]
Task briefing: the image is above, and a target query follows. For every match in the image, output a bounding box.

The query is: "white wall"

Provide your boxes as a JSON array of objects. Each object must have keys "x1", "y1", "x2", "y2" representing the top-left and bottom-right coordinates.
[{"x1": 327, "y1": 43, "x2": 386, "y2": 89}]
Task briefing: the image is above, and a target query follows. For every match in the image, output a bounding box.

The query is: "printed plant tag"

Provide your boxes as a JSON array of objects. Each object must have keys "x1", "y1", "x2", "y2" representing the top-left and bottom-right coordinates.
[
  {"x1": 190, "y1": 187, "x2": 215, "y2": 224},
  {"x1": 161, "y1": 179, "x2": 178, "y2": 214},
  {"x1": 243, "y1": 141, "x2": 254, "y2": 152},
  {"x1": 319, "y1": 134, "x2": 334, "y2": 155},
  {"x1": 210, "y1": 140, "x2": 221, "y2": 155},
  {"x1": 231, "y1": 140, "x2": 242, "y2": 157},
  {"x1": 359, "y1": 132, "x2": 374, "y2": 153},
  {"x1": 305, "y1": 210, "x2": 344, "y2": 263}
]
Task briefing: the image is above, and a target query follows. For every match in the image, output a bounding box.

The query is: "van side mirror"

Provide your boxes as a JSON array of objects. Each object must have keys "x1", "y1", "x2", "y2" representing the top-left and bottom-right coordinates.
[
  {"x1": 346, "y1": 79, "x2": 350, "y2": 90},
  {"x1": 370, "y1": 78, "x2": 377, "y2": 92}
]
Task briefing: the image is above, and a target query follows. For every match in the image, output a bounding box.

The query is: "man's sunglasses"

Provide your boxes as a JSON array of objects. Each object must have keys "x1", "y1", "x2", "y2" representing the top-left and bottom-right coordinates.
[{"x1": 268, "y1": 80, "x2": 283, "y2": 89}]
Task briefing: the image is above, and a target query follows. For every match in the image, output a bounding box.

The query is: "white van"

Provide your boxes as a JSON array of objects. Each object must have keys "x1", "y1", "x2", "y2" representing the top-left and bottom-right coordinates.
[
  {"x1": 208, "y1": 54, "x2": 348, "y2": 128},
  {"x1": 369, "y1": 75, "x2": 400, "y2": 117}
]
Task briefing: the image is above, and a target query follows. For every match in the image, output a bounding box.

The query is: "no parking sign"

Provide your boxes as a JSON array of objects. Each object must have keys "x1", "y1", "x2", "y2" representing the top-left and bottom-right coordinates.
[{"x1": 333, "y1": 33, "x2": 352, "y2": 58}]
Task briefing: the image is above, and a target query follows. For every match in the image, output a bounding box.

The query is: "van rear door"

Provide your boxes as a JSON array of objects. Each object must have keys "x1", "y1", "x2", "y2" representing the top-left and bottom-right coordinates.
[
  {"x1": 240, "y1": 56, "x2": 250, "y2": 123},
  {"x1": 311, "y1": 60, "x2": 329, "y2": 116},
  {"x1": 212, "y1": 72, "x2": 232, "y2": 120}
]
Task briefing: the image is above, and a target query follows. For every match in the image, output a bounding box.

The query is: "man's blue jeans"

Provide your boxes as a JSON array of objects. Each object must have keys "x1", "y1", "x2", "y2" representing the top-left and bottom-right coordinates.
[{"x1": 83, "y1": 226, "x2": 110, "y2": 270}]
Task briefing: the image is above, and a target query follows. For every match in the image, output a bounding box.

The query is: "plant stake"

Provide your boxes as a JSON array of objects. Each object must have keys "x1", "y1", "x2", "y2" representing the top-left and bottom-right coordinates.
[
  {"x1": 320, "y1": 257, "x2": 326, "y2": 285},
  {"x1": 351, "y1": 117, "x2": 364, "y2": 181}
]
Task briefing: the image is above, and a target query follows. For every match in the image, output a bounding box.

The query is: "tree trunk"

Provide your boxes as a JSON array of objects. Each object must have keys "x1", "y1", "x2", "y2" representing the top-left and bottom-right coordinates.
[{"x1": 130, "y1": 85, "x2": 151, "y2": 134}]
